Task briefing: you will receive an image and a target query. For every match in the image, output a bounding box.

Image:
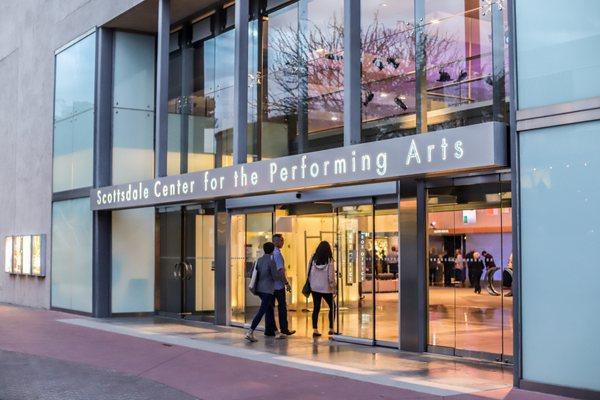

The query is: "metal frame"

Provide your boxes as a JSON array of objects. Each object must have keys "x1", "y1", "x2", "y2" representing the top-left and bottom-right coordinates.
[
  {"x1": 233, "y1": 0, "x2": 249, "y2": 164},
  {"x1": 516, "y1": 99, "x2": 600, "y2": 131},
  {"x1": 92, "y1": 27, "x2": 114, "y2": 318},
  {"x1": 155, "y1": 0, "x2": 170, "y2": 178},
  {"x1": 507, "y1": 0, "x2": 522, "y2": 389},
  {"x1": 343, "y1": 0, "x2": 361, "y2": 146},
  {"x1": 51, "y1": 28, "x2": 101, "y2": 315},
  {"x1": 414, "y1": 0, "x2": 427, "y2": 133}
]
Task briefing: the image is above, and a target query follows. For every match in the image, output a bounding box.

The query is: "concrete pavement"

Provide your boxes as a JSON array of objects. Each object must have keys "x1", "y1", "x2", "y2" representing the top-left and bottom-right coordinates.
[{"x1": 0, "y1": 304, "x2": 576, "y2": 400}]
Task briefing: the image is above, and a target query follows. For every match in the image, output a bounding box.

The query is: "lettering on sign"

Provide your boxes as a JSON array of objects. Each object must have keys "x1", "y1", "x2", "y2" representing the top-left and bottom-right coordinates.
[{"x1": 91, "y1": 122, "x2": 506, "y2": 210}]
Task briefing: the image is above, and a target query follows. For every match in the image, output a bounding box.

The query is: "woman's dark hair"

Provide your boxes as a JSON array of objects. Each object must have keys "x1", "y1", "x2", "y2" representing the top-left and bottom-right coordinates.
[
  {"x1": 263, "y1": 242, "x2": 275, "y2": 255},
  {"x1": 313, "y1": 241, "x2": 333, "y2": 265}
]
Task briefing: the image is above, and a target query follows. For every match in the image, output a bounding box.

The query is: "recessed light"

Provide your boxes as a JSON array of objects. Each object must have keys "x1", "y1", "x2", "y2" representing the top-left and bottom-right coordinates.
[
  {"x1": 331, "y1": 116, "x2": 339, "y2": 121},
  {"x1": 431, "y1": 19, "x2": 440, "y2": 24},
  {"x1": 380, "y1": 93, "x2": 388, "y2": 98}
]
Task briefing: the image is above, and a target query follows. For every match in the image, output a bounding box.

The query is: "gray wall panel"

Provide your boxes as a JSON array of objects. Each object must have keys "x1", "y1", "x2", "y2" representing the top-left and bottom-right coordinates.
[{"x1": 0, "y1": 0, "x2": 144, "y2": 308}]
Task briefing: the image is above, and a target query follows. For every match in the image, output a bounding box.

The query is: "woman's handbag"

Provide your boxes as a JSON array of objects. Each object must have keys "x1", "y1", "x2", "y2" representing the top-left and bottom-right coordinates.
[
  {"x1": 248, "y1": 261, "x2": 259, "y2": 295},
  {"x1": 301, "y1": 256, "x2": 313, "y2": 298}
]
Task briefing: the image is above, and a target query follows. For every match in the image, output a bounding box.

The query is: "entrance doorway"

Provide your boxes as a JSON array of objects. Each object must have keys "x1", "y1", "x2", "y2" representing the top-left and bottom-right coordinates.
[
  {"x1": 229, "y1": 208, "x2": 336, "y2": 331},
  {"x1": 334, "y1": 203, "x2": 399, "y2": 345},
  {"x1": 157, "y1": 206, "x2": 215, "y2": 321},
  {"x1": 426, "y1": 178, "x2": 513, "y2": 362},
  {"x1": 228, "y1": 200, "x2": 400, "y2": 345}
]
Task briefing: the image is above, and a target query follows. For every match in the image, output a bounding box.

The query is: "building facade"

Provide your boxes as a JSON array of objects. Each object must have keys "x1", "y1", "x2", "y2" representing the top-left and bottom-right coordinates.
[{"x1": 0, "y1": 1, "x2": 599, "y2": 399}]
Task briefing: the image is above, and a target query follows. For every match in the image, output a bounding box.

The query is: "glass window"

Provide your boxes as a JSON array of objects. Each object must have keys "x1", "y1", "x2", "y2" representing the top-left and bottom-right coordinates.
[
  {"x1": 113, "y1": 32, "x2": 156, "y2": 110},
  {"x1": 112, "y1": 109, "x2": 155, "y2": 184},
  {"x1": 520, "y1": 121, "x2": 600, "y2": 391},
  {"x1": 361, "y1": 1, "x2": 416, "y2": 141},
  {"x1": 54, "y1": 33, "x2": 96, "y2": 122},
  {"x1": 259, "y1": 0, "x2": 344, "y2": 159},
  {"x1": 422, "y1": 0, "x2": 508, "y2": 131},
  {"x1": 53, "y1": 110, "x2": 94, "y2": 192},
  {"x1": 517, "y1": 1, "x2": 600, "y2": 108},
  {"x1": 51, "y1": 198, "x2": 93, "y2": 313},
  {"x1": 214, "y1": 29, "x2": 236, "y2": 167},
  {"x1": 112, "y1": 208, "x2": 155, "y2": 313},
  {"x1": 53, "y1": 32, "x2": 96, "y2": 192},
  {"x1": 168, "y1": 24, "x2": 239, "y2": 174},
  {"x1": 112, "y1": 32, "x2": 156, "y2": 184}
]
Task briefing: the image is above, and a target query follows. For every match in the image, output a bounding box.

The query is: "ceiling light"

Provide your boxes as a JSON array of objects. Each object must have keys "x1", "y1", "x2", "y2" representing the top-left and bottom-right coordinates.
[
  {"x1": 373, "y1": 58, "x2": 385, "y2": 71},
  {"x1": 363, "y1": 91, "x2": 374, "y2": 107},
  {"x1": 331, "y1": 116, "x2": 339, "y2": 121},
  {"x1": 437, "y1": 69, "x2": 452, "y2": 82},
  {"x1": 456, "y1": 70, "x2": 468, "y2": 82},
  {"x1": 380, "y1": 93, "x2": 388, "y2": 98},
  {"x1": 387, "y1": 57, "x2": 400, "y2": 69},
  {"x1": 431, "y1": 19, "x2": 440, "y2": 24},
  {"x1": 394, "y1": 96, "x2": 408, "y2": 110}
]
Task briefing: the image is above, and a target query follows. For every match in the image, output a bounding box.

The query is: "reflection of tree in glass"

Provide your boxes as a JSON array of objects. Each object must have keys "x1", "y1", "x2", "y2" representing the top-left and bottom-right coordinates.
[{"x1": 263, "y1": 14, "x2": 457, "y2": 124}]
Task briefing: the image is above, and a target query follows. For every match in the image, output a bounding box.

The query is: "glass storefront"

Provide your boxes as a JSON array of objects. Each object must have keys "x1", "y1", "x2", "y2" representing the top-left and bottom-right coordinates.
[
  {"x1": 427, "y1": 178, "x2": 512, "y2": 360},
  {"x1": 227, "y1": 201, "x2": 399, "y2": 344}
]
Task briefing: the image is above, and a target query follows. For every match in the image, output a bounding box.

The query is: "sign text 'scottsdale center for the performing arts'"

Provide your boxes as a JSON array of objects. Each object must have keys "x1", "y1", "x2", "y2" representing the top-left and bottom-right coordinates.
[{"x1": 91, "y1": 122, "x2": 507, "y2": 211}]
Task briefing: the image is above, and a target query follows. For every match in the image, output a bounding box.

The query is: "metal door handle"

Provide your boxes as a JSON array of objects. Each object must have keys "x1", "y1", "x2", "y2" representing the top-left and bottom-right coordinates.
[
  {"x1": 183, "y1": 262, "x2": 193, "y2": 280},
  {"x1": 173, "y1": 262, "x2": 184, "y2": 279}
]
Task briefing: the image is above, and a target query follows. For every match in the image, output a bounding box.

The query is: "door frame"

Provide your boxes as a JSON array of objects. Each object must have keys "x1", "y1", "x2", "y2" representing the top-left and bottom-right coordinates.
[
  {"x1": 227, "y1": 206, "x2": 275, "y2": 328},
  {"x1": 424, "y1": 174, "x2": 514, "y2": 363},
  {"x1": 155, "y1": 204, "x2": 216, "y2": 320}
]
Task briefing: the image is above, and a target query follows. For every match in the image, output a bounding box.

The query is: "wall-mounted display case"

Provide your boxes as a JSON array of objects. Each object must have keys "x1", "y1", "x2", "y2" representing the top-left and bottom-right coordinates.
[{"x1": 3, "y1": 235, "x2": 46, "y2": 277}]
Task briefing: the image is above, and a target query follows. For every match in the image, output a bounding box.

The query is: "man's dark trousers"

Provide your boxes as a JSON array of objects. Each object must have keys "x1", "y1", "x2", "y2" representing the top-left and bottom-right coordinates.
[{"x1": 273, "y1": 289, "x2": 289, "y2": 333}]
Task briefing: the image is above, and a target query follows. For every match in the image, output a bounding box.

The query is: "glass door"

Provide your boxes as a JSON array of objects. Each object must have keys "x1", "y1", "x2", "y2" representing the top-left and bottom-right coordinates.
[
  {"x1": 426, "y1": 178, "x2": 513, "y2": 361},
  {"x1": 230, "y1": 214, "x2": 246, "y2": 324},
  {"x1": 159, "y1": 207, "x2": 216, "y2": 319},
  {"x1": 229, "y1": 211, "x2": 273, "y2": 325},
  {"x1": 374, "y1": 205, "x2": 400, "y2": 344},
  {"x1": 187, "y1": 210, "x2": 215, "y2": 321},
  {"x1": 335, "y1": 205, "x2": 374, "y2": 342},
  {"x1": 158, "y1": 208, "x2": 185, "y2": 315}
]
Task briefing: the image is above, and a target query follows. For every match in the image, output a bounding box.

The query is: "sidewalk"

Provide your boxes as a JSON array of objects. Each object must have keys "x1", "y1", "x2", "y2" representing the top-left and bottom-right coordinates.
[{"x1": 0, "y1": 304, "x2": 574, "y2": 400}]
